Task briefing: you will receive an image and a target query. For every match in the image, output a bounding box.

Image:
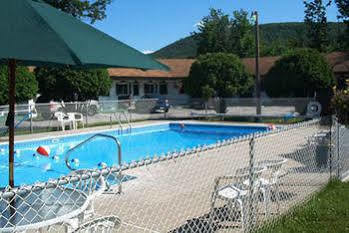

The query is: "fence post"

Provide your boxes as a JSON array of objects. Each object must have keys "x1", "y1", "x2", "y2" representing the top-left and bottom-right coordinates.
[
  {"x1": 85, "y1": 101, "x2": 89, "y2": 127},
  {"x1": 336, "y1": 117, "x2": 341, "y2": 179},
  {"x1": 30, "y1": 115, "x2": 33, "y2": 134},
  {"x1": 329, "y1": 116, "x2": 334, "y2": 178},
  {"x1": 247, "y1": 135, "x2": 256, "y2": 232}
]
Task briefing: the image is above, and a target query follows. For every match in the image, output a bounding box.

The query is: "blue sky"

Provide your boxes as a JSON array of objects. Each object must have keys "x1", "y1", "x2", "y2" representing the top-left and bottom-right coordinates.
[{"x1": 93, "y1": 0, "x2": 340, "y2": 53}]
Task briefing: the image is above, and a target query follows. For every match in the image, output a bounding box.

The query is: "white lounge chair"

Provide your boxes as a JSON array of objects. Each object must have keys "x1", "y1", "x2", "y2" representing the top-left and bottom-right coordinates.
[
  {"x1": 68, "y1": 215, "x2": 120, "y2": 233},
  {"x1": 54, "y1": 111, "x2": 74, "y2": 131},
  {"x1": 256, "y1": 159, "x2": 289, "y2": 217},
  {"x1": 210, "y1": 167, "x2": 264, "y2": 230}
]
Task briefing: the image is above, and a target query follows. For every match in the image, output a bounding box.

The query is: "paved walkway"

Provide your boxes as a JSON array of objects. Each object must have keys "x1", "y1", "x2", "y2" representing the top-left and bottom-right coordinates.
[
  {"x1": 90, "y1": 123, "x2": 330, "y2": 233},
  {"x1": 3, "y1": 120, "x2": 330, "y2": 233}
]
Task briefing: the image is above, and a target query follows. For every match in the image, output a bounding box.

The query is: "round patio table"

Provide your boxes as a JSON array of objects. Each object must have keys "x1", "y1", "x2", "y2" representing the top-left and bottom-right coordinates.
[
  {"x1": 0, "y1": 186, "x2": 89, "y2": 232},
  {"x1": 256, "y1": 159, "x2": 287, "y2": 169}
]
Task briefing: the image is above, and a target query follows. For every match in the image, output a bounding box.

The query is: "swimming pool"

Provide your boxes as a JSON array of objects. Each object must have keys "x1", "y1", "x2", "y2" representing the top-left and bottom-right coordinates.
[{"x1": 0, "y1": 123, "x2": 267, "y2": 187}]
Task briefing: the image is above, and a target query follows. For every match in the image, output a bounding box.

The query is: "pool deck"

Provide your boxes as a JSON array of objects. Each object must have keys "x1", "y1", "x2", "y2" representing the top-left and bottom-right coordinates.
[
  {"x1": 2, "y1": 120, "x2": 329, "y2": 233},
  {"x1": 89, "y1": 123, "x2": 329, "y2": 233}
]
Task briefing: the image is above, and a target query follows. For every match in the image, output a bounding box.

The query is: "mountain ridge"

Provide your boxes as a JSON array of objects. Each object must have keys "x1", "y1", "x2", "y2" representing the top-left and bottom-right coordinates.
[{"x1": 152, "y1": 22, "x2": 345, "y2": 59}]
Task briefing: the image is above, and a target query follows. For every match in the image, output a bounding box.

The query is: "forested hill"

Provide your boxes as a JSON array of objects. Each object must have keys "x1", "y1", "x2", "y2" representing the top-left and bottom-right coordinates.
[{"x1": 152, "y1": 22, "x2": 345, "y2": 59}]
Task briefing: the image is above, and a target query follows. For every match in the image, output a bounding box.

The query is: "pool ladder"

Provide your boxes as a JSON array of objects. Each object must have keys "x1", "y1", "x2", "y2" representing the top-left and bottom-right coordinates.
[
  {"x1": 114, "y1": 111, "x2": 132, "y2": 135},
  {"x1": 65, "y1": 133, "x2": 123, "y2": 194}
]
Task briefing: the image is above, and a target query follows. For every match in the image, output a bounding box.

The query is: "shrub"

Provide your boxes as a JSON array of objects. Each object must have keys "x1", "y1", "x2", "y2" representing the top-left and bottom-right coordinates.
[
  {"x1": 0, "y1": 66, "x2": 38, "y2": 105},
  {"x1": 35, "y1": 67, "x2": 111, "y2": 102},
  {"x1": 185, "y1": 53, "x2": 254, "y2": 98},
  {"x1": 264, "y1": 49, "x2": 334, "y2": 97},
  {"x1": 331, "y1": 81, "x2": 349, "y2": 125}
]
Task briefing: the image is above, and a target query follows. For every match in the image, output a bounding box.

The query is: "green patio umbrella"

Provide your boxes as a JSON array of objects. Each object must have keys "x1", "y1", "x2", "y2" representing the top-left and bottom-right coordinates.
[{"x1": 0, "y1": 0, "x2": 169, "y2": 188}]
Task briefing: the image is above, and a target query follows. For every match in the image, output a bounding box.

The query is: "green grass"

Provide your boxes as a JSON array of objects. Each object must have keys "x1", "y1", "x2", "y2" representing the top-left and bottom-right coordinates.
[{"x1": 257, "y1": 180, "x2": 349, "y2": 233}]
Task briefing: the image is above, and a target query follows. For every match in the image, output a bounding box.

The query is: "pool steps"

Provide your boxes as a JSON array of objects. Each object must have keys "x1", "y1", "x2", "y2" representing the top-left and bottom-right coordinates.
[{"x1": 113, "y1": 112, "x2": 132, "y2": 135}]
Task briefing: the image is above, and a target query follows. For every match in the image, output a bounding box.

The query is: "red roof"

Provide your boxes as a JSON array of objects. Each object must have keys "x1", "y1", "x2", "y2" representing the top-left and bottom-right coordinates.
[
  {"x1": 108, "y1": 59, "x2": 195, "y2": 78},
  {"x1": 30, "y1": 52, "x2": 349, "y2": 78},
  {"x1": 108, "y1": 52, "x2": 349, "y2": 79}
]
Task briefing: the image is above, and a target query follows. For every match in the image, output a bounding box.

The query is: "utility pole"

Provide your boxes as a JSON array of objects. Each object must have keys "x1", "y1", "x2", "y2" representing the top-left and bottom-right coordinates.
[{"x1": 253, "y1": 11, "x2": 262, "y2": 118}]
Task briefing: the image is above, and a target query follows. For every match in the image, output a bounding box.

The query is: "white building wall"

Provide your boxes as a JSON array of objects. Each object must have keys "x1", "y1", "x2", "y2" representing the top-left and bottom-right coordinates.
[{"x1": 106, "y1": 79, "x2": 190, "y2": 104}]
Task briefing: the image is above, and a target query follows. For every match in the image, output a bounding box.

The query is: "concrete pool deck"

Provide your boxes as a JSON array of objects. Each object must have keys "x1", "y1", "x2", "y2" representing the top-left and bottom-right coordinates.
[
  {"x1": 89, "y1": 123, "x2": 330, "y2": 233},
  {"x1": 2, "y1": 120, "x2": 330, "y2": 233}
]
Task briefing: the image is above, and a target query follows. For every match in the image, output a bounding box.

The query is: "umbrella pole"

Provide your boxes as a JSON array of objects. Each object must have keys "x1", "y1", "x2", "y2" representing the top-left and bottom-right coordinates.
[{"x1": 8, "y1": 59, "x2": 16, "y2": 188}]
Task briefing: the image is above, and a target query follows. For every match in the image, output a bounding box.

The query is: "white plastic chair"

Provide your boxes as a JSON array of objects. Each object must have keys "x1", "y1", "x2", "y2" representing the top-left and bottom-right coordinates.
[
  {"x1": 256, "y1": 159, "x2": 289, "y2": 217},
  {"x1": 211, "y1": 167, "x2": 264, "y2": 230},
  {"x1": 28, "y1": 99, "x2": 38, "y2": 119},
  {"x1": 307, "y1": 130, "x2": 329, "y2": 146},
  {"x1": 54, "y1": 112, "x2": 73, "y2": 131},
  {"x1": 67, "y1": 112, "x2": 84, "y2": 129},
  {"x1": 68, "y1": 215, "x2": 120, "y2": 233}
]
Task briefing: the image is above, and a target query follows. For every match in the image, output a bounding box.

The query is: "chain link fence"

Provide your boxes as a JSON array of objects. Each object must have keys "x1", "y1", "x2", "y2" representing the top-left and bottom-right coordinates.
[
  {"x1": 168, "y1": 98, "x2": 314, "y2": 120},
  {"x1": 332, "y1": 116, "x2": 349, "y2": 180},
  {"x1": 1, "y1": 116, "x2": 347, "y2": 232},
  {"x1": 0, "y1": 98, "x2": 317, "y2": 139}
]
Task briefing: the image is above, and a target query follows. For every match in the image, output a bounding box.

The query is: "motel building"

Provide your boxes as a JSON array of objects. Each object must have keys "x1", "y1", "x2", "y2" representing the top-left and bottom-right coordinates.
[
  {"x1": 105, "y1": 59, "x2": 194, "y2": 104},
  {"x1": 104, "y1": 52, "x2": 349, "y2": 104}
]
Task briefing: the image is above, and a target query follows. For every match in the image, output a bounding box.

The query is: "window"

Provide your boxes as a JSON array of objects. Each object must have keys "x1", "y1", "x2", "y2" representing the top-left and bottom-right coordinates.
[
  {"x1": 133, "y1": 82, "x2": 139, "y2": 96},
  {"x1": 116, "y1": 83, "x2": 128, "y2": 96},
  {"x1": 144, "y1": 83, "x2": 158, "y2": 95},
  {"x1": 159, "y1": 82, "x2": 168, "y2": 95}
]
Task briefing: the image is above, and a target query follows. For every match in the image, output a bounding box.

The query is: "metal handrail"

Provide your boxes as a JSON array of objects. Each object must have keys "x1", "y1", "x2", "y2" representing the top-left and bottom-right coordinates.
[
  {"x1": 114, "y1": 113, "x2": 123, "y2": 134},
  {"x1": 65, "y1": 133, "x2": 122, "y2": 193},
  {"x1": 65, "y1": 134, "x2": 122, "y2": 170},
  {"x1": 114, "y1": 111, "x2": 131, "y2": 134},
  {"x1": 120, "y1": 111, "x2": 132, "y2": 133}
]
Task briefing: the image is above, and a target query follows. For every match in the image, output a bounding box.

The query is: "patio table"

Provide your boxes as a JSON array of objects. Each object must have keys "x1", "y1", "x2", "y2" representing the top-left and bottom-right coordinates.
[
  {"x1": 0, "y1": 186, "x2": 89, "y2": 232},
  {"x1": 256, "y1": 159, "x2": 287, "y2": 169}
]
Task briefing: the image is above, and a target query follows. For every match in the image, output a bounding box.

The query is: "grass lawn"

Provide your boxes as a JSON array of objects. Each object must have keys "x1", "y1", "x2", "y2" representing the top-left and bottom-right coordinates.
[{"x1": 257, "y1": 180, "x2": 349, "y2": 233}]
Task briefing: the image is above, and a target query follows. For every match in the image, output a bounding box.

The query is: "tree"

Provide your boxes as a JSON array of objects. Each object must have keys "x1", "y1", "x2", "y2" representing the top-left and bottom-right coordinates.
[
  {"x1": 261, "y1": 40, "x2": 293, "y2": 57},
  {"x1": 329, "y1": 0, "x2": 349, "y2": 49},
  {"x1": 35, "y1": 68, "x2": 111, "y2": 102},
  {"x1": 264, "y1": 49, "x2": 334, "y2": 98},
  {"x1": 194, "y1": 9, "x2": 254, "y2": 58},
  {"x1": 331, "y1": 80, "x2": 349, "y2": 125},
  {"x1": 304, "y1": 0, "x2": 329, "y2": 52},
  {"x1": 43, "y1": 0, "x2": 113, "y2": 23},
  {"x1": 195, "y1": 9, "x2": 231, "y2": 55},
  {"x1": 0, "y1": 66, "x2": 38, "y2": 105},
  {"x1": 185, "y1": 53, "x2": 254, "y2": 98},
  {"x1": 229, "y1": 10, "x2": 255, "y2": 58},
  {"x1": 334, "y1": 0, "x2": 349, "y2": 23}
]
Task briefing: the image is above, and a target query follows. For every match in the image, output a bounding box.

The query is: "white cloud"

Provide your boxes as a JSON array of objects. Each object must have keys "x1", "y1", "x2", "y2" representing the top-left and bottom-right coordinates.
[{"x1": 142, "y1": 50, "x2": 154, "y2": 54}]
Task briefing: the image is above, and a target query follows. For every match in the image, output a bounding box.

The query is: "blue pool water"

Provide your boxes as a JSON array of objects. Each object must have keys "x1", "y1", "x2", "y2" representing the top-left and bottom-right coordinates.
[{"x1": 0, "y1": 123, "x2": 267, "y2": 187}]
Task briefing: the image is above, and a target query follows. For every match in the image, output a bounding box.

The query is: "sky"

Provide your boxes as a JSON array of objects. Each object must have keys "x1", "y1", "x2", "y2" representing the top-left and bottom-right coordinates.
[{"x1": 93, "y1": 0, "x2": 340, "y2": 54}]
